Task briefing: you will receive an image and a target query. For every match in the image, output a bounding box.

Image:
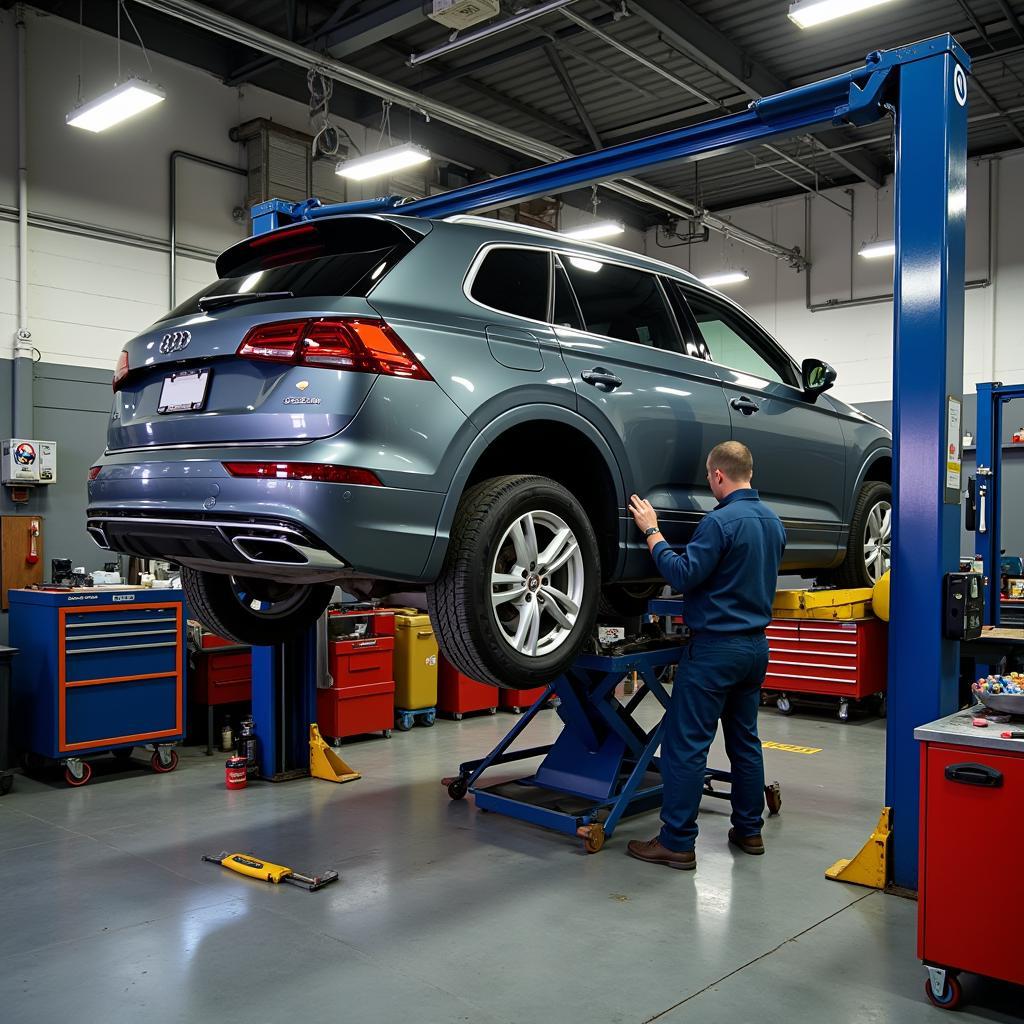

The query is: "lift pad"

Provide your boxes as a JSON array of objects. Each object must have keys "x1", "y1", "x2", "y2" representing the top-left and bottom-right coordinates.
[{"x1": 825, "y1": 806, "x2": 892, "y2": 889}]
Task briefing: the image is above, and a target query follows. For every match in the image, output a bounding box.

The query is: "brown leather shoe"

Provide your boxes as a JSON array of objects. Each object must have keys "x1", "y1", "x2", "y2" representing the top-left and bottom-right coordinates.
[
  {"x1": 728, "y1": 828, "x2": 765, "y2": 855},
  {"x1": 626, "y1": 837, "x2": 696, "y2": 870}
]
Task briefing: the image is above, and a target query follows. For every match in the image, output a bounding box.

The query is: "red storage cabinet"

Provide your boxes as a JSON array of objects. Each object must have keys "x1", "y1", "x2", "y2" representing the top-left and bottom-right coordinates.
[
  {"x1": 191, "y1": 637, "x2": 252, "y2": 705},
  {"x1": 916, "y1": 714, "x2": 1024, "y2": 1008},
  {"x1": 500, "y1": 686, "x2": 552, "y2": 714},
  {"x1": 438, "y1": 657, "x2": 497, "y2": 719},
  {"x1": 330, "y1": 636, "x2": 394, "y2": 687},
  {"x1": 317, "y1": 680, "x2": 394, "y2": 740}
]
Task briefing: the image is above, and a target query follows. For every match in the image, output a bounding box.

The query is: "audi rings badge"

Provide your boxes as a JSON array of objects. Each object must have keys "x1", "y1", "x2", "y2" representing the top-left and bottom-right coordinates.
[{"x1": 159, "y1": 330, "x2": 192, "y2": 354}]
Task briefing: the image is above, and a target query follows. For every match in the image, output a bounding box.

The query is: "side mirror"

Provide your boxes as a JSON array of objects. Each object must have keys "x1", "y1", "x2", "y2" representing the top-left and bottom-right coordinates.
[{"x1": 802, "y1": 358, "x2": 837, "y2": 396}]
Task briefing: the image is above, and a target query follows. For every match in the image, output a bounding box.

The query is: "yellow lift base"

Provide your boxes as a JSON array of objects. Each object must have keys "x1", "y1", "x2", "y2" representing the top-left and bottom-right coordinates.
[
  {"x1": 825, "y1": 807, "x2": 892, "y2": 889},
  {"x1": 309, "y1": 724, "x2": 361, "y2": 784}
]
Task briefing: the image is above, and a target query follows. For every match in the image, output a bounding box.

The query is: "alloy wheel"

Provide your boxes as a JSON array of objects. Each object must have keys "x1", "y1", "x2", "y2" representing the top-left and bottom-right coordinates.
[
  {"x1": 229, "y1": 576, "x2": 310, "y2": 618},
  {"x1": 863, "y1": 500, "x2": 892, "y2": 584},
  {"x1": 490, "y1": 509, "x2": 585, "y2": 657}
]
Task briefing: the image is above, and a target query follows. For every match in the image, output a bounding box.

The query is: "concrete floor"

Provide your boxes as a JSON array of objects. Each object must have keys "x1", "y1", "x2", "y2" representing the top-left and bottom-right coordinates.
[{"x1": 1, "y1": 701, "x2": 1021, "y2": 1024}]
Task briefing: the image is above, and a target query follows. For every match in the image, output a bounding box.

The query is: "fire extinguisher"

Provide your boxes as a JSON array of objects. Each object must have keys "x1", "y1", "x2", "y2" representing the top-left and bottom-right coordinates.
[{"x1": 26, "y1": 519, "x2": 40, "y2": 566}]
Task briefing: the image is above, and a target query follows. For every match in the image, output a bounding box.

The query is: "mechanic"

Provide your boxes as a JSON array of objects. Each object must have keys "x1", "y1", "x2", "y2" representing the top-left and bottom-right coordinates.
[{"x1": 625, "y1": 441, "x2": 785, "y2": 872}]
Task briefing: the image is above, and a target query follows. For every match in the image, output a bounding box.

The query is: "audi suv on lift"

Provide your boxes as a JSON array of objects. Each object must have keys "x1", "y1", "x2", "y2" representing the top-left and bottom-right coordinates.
[{"x1": 87, "y1": 213, "x2": 892, "y2": 686}]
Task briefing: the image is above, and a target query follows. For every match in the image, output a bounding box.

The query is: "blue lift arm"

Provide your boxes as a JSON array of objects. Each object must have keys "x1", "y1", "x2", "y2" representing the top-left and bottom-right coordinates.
[{"x1": 249, "y1": 34, "x2": 971, "y2": 889}]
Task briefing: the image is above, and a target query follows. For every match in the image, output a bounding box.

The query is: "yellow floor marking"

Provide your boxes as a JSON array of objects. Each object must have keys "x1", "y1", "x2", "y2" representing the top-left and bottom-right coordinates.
[{"x1": 761, "y1": 740, "x2": 822, "y2": 755}]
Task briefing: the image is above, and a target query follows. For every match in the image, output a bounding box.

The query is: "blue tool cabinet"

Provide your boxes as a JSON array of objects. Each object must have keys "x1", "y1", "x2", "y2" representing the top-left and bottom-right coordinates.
[{"x1": 9, "y1": 588, "x2": 186, "y2": 783}]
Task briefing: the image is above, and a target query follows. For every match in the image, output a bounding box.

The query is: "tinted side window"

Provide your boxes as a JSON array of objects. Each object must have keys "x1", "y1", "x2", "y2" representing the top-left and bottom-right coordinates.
[
  {"x1": 684, "y1": 290, "x2": 796, "y2": 386},
  {"x1": 562, "y1": 257, "x2": 680, "y2": 352},
  {"x1": 470, "y1": 248, "x2": 549, "y2": 321}
]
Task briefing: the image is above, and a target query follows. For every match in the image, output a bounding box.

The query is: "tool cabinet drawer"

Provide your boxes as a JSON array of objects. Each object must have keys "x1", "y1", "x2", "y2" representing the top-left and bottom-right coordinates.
[{"x1": 64, "y1": 676, "x2": 179, "y2": 747}]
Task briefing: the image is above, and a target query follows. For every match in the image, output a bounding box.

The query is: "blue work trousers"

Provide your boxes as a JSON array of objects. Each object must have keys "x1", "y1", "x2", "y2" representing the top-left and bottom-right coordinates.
[{"x1": 658, "y1": 632, "x2": 769, "y2": 852}]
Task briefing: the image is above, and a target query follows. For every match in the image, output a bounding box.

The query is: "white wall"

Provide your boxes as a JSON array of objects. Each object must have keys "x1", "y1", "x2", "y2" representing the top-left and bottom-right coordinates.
[
  {"x1": 0, "y1": 8, "x2": 378, "y2": 371},
  {"x1": 644, "y1": 154, "x2": 1024, "y2": 407}
]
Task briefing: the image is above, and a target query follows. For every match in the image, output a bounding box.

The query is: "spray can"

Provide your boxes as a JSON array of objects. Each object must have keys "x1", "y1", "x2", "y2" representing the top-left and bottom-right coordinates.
[
  {"x1": 220, "y1": 720, "x2": 233, "y2": 753},
  {"x1": 238, "y1": 715, "x2": 257, "y2": 774}
]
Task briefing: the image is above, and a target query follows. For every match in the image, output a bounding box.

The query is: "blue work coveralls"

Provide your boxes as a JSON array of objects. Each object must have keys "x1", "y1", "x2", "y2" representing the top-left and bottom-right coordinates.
[{"x1": 650, "y1": 489, "x2": 786, "y2": 851}]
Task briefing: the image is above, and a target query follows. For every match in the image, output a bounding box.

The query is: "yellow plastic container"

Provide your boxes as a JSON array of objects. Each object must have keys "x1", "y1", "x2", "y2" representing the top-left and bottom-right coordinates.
[
  {"x1": 772, "y1": 588, "x2": 874, "y2": 620},
  {"x1": 392, "y1": 610, "x2": 439, "y2": 710}
]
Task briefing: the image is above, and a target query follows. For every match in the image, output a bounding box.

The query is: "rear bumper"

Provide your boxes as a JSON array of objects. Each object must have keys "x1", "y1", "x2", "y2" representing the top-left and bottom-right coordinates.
[{"x1": 87, "y1": 458, "x2": 445, "y2": 583}]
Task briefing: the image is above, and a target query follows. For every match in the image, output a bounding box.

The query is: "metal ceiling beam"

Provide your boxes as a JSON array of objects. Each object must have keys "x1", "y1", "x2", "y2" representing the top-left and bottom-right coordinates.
[
  {"x1": 994, "y1": 0, "x2": 1024, "y2": 42},
  {"x1": 132, "y1": 0, "x2": 806, "y2": 263},
  {"x1": 544, "y1": 44, "x2": 603, "y2": 149},
  {"x1": 225, "y1": 0, "x2": 424, "y2": 86},
  {"x1": 626, "y1": 0, "x2": 885, "y2": 188}
]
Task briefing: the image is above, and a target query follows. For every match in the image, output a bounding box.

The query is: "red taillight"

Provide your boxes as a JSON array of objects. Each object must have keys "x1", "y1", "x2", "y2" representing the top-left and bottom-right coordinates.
[
  {"x1": 236, "y1": 318, "x2": 430, "y2": 380},
  {"x1": 88, "y1": 466, "x2": 102, "y2": 481},
  {"x1": 113, "y1": 350, "x2": 129, "y2": 391},
  {"x1": 223, "y1": 462, "x2": 382, "y2": 486}
]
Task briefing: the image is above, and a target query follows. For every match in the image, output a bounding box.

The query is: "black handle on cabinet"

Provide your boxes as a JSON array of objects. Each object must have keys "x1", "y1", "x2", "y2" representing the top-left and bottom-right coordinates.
[{"x1": 944, "y1": 762, "x2": 1003, "y2": 787}]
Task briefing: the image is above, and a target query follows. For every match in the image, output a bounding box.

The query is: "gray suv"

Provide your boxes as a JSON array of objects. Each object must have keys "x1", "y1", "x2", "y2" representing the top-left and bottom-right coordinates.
[{"x1": 87, "y1": 213, "x2": 891, "y2": 686}]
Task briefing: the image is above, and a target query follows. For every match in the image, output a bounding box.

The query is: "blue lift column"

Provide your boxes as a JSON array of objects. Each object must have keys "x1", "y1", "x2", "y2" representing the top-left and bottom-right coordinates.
[{"x1": 886, "y1": 42, "x2": 970, "y2": 889}]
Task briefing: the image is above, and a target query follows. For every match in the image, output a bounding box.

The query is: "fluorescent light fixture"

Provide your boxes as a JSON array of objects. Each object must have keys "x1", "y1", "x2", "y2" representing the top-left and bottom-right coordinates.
[
  {"x1": 788, "y1": 0, "x2": 894, "y2": 29},
  {"x1": 568, "y1": 257, "x2": 602, "y2": 273},
  {"x1": 859, "y1": 239, "x2": 896, "y2": 259},
  {"x1": 66, "y1": 78, "x2": 165, "y2": 132},
  {"x1": 700, "y1": 270, "x2": 749, "y2": 287},
  {"x1": 563, "y1": 220, "x2": 625, "y2": 241},
  {"x1": 336, "y1": 143, "x2": 430, "y2": 181}
]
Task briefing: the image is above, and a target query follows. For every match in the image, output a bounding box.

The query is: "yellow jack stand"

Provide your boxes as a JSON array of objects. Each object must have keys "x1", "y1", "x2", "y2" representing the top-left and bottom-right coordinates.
[
  {"x1": 825, "y1": 807, "x2": 892, "y2": 889},
  {"x1": 309, "y1": 724, "x2": 361, "y2": 784}
]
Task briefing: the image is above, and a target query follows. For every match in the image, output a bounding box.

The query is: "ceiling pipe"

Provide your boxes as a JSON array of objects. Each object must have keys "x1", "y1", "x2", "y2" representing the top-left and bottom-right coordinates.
[
  {"x1": 408, "y1": 0, "x2": 579, "y2": 67},
  {"x1": 131, "y1": 0, "x2": 806, "y2": 266},
  {"x1": 14, "y1": 6, "x2": 33, "y2": 438}
]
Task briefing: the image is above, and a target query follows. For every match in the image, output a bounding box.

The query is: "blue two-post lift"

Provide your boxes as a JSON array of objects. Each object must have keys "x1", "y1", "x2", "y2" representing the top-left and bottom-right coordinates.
[{"x1": 251, "y1": 34, "x2": 969, "y2": 890}]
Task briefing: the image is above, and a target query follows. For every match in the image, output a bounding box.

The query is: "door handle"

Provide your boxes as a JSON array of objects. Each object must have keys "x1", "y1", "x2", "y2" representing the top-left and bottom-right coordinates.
[
  {"x1": 581, "y1": 368, "x2": 623, "y2": 392},
  {"x1": 944, "y1": 762, "x2": 1003, "y2": 787},
  {"x1": 730, "y1": 396, "x2": 760, "y2": 415}
]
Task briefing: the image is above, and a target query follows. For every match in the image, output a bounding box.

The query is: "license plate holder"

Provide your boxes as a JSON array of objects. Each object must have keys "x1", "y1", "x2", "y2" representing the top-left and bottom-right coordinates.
[{"x1": 158, "y1": 369, "x2": 210, "y2": 413}]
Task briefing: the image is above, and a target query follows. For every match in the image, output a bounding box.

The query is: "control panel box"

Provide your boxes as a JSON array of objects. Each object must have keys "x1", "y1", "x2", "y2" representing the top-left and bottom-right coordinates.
[{"x1": 2, "y1": 439, "x2": 57, "y2": 485}]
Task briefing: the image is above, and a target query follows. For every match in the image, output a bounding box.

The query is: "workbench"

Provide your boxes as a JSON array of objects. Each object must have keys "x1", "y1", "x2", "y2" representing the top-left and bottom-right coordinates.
[{"x1": 915, "y1": 709, "x2": 1024, "y2": 1009}]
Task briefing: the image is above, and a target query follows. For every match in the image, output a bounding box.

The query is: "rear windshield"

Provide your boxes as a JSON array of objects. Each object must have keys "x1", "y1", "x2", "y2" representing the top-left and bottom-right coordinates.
[{"x1": 161, "y1": 217, "x2": 421, "y2": 322}]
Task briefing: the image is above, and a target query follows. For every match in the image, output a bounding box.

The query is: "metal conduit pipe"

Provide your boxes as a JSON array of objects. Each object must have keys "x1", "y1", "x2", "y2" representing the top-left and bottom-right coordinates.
[
  {"x1": 14, "y1": 7, "x2": 33, "y2": 438},
  {"x1": 169, "y1": 151, "x2": 246, "y2": 308},
  {"x1": 133, "y1": 0, "x2": 806, "y2": 266}
]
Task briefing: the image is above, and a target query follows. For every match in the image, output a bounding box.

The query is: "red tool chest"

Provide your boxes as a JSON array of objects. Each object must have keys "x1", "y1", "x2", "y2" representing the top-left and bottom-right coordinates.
[
  {"x1": 916, "y1": 713, "x2": 1024, "y2": 1008},
  {"x1": 438, "y1": 657, "x2": 497, "y2": 719},
  {"x1": 191, "y1": 632, "x2": 252, "y2": 705},
  {"x1": 330, "y1": 636, "x2": 394, "y2": 687},
  {"x1": 317, "y1": 680, "x2": 394, "y2": 740},
  {"x1": 500, "y1": 685, "x2": 552, "y2": 714},
  {"x1": 763, "y1": 617, "x2": 887, "y2": 700}
]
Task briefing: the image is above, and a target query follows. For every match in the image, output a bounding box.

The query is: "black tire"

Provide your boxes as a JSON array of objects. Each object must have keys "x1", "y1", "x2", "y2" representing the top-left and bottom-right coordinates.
[
  {"x1": 427, "y1": 475, "x2": 600, "y2": 688},
  {"x1": 598, "y1": 582, "x2": 663, "y2": 620},
  {"x1": 820, "y1": 481, "x2": 892, "y2": 589},
  {"x1": 180, "y1": 567, "x2": 333, "y2": 646}
]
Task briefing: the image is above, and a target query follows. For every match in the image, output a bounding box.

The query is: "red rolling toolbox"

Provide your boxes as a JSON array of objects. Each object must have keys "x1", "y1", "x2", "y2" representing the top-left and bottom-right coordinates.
[
  {"x1": 915, "y1": 712, "x2": 1024, "y2": 1009},
  {"x1": 438, "y1": 657, "x2": 497, "y2": 719},
  {"x1": 762, "y1": 617, "x2": 887, "y2": 720},
  {"x1": 500, "y1": 685, "x2": 552, "y2": 714},
  {"x1": 317, "y1": 679, "x2": 394, "y2": 740},
  {"x1": 330, "y1": 635, "x2": 394, "y2": 687},
  {"x1": 191, "y1": 632, "x2": 252, "y2": 705}
]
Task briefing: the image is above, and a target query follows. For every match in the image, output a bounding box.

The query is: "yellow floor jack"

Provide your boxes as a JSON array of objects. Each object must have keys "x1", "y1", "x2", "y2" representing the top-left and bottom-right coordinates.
[{"x1": 203, "y1": 851, "x2": 339, "y2": 892}]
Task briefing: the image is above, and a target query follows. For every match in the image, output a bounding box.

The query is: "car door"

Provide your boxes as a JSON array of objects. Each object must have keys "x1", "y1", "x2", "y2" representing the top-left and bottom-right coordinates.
[
  {"x1": 675, "y1": 282, "x2": 847, "y2": 568},
  {"x1": 553, "y1": 254, "x2": 732, "y2": 575}
]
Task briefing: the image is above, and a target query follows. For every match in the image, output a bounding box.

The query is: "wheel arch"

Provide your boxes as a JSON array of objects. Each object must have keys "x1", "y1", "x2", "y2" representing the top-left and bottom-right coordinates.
[
  {"x1": 422, "y1": 406, "x2": 628, "y2": 581},
  {"x1": 849, "y1": 447, "x2": 892, "y2": 511}
]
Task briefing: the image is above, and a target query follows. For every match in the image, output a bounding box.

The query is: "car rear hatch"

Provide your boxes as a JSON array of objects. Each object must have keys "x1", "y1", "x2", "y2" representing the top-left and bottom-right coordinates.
[{"x1": 108, "y1": 215, "x2": 430, "y2": 451}]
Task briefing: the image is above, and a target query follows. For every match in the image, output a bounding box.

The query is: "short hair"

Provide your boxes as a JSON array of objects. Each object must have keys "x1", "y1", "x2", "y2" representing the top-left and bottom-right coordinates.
[{"x1": 707, "y1": 441, "x2": 753, "y2": 482}]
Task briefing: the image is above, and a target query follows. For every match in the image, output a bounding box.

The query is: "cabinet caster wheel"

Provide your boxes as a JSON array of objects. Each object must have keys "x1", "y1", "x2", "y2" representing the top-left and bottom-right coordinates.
[
  {"x1": 453, "y1": 712, "x2": 463, "y2": 721},
  {"x1": 112, "y1": 747, "x2": 134, "y2": 762},
  {"x1": 151, "y1": 749, "x2": 178, "y2": 773},
  {"x1": 838, "y1": 702, "x2": 850, "y2": 723},
  {"x1": 383, "y1": 729, "x2": 392, "y2": 739},
  {"x1": 764, "y1": 781, "x2": 782, "y2": 816},
  {"x1": 924, "y1": 973, "x2": 962, "y2": 1010},
  {"x1": 877, "y1": 694, "x2": 887, "y2": 718},
  {"x1": 447, "y1": 777, "x2": 468, "y2": 800},
  {"x1": 577, "y1": 822, "x2": 605, "y2": 854},
  {"x1": 396, "y1": 714, "x2": 414, "y2": 732},
  {"x1": 419, "y1": 710, "x2": 436, "y2": 727},
  {"x1": 0, "y1": 774, "x2": 13, "y2": 796},
  {"x1": 776, "y1": 696, "x2": 792, "y2": 715},
  {"x1": 64, "y1": 760, "x2": 92, "y2": 787},
  {"x1": 511, "y1": 706, "x2": 523, "y2": 715},
  {"x1": 488, "y1": 707, "x2": 497, "y2": 715}
]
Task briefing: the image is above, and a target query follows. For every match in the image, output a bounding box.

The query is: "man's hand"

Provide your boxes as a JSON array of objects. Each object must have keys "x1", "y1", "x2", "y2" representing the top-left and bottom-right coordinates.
[{"x1": 629, "y1": 494, "x2": 659, "y2": 534}]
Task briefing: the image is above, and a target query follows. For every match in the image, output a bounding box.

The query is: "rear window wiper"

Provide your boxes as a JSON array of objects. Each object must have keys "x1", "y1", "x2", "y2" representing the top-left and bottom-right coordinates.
[{"x1": 197, "y1": 290, "x2": 294, "y2": 312}]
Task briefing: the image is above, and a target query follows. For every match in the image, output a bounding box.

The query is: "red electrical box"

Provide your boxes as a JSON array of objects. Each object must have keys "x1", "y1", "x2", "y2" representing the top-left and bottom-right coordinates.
[
  {"x1": 317, "y1": 679, "x2": 395, "y2": 740},
  {"x1": 500, "y1": 686, "x2": 551, "y2": 714},
  {"x1": 438, "y1": 657, "x2": 497, "y2": 719},
  {"x1": 330, "y1": 635, "x2": 394, "y2": 687},
  {"x1": 916, "y1": 714, "x2": 1024, "y2": 1006}
]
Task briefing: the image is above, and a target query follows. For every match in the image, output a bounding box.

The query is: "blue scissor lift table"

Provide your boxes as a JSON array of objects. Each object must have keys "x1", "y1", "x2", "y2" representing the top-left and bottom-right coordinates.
[{"x1": 443, "y1": 631, "x2": 781, "y2": 854}]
